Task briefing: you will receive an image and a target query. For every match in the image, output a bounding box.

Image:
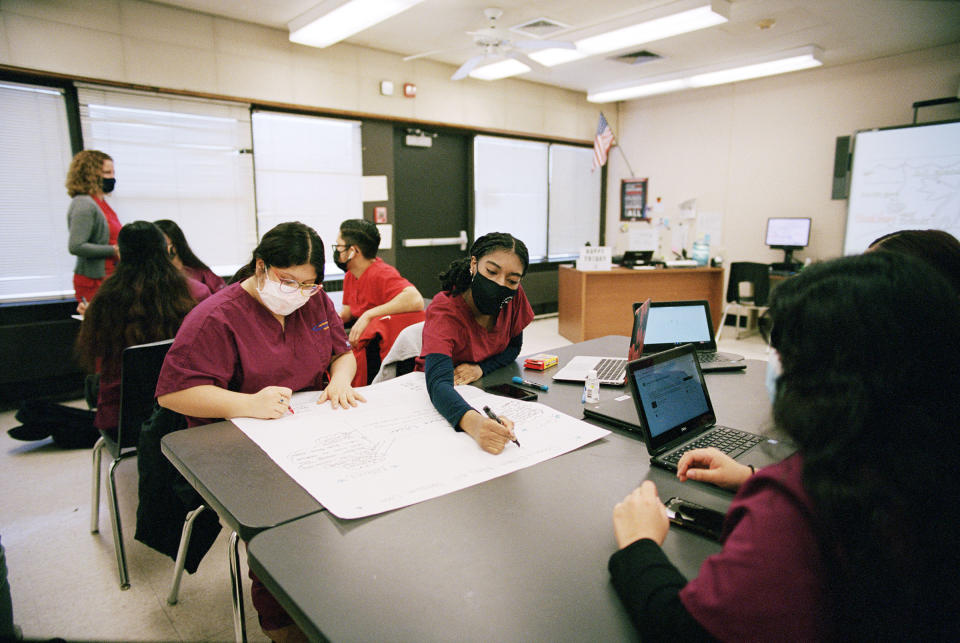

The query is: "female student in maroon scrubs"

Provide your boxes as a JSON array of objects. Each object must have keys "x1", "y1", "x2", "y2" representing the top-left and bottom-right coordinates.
[
  {"x1": 419, "y1": 232, "x2": 534, "y2": 454},
  {"x1": 156, "y1": 221, "x2": 363, "y2": 641},
  {"x1": 608, "y1": 252, "x2": 960, "y2": 641},
  {"x1": 154, "y1": 218, "x2": 226, "y2": 294},
  {"x1": 76, "y1": 221, "x2": 196, "y2": 438}
]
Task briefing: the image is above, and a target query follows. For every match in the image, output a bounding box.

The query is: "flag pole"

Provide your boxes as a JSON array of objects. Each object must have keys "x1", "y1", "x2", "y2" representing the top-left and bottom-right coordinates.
[{"x1": 614, "y1": 139, "x2": 637, "y2": 178}]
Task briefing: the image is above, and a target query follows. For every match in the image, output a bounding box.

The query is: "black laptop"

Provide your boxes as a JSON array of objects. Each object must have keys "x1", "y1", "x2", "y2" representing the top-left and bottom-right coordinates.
[
  {"x1": 640, "y1": 300, "x2": 746, "y2": 371},
  {"x1": 624, "y1": 344, "x2": 794, "y2": 472}
]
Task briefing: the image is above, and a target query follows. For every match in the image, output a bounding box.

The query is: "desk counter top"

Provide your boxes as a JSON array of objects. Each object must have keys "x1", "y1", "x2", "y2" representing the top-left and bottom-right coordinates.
[{"x1": 248, "y1": 337, "x2": 772, "y2": 642}]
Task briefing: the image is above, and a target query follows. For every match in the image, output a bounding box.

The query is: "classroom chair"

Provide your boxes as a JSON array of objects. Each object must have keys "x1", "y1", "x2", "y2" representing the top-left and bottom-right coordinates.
[
  {"x1": 90, "y1": 339, "x2": 174, "y2": 589},
  {"x1": 351, "y1": 311, "x2": 425, "y2": 386},
  {"x1": 372, "y1": 321, "x2": 424, "y2": 383},
  {"x1": 717, "y1": 262, "x2": 770, "y2": 342}
]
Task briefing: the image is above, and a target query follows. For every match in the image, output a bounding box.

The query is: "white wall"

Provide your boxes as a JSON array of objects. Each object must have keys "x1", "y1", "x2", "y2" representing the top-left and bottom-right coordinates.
[
  {"x1": 605, "y1": 42, "x2": 960, "y2": 265},
  {"x1": 0, "y1": 0, "x2": 600, "y2": 141}
]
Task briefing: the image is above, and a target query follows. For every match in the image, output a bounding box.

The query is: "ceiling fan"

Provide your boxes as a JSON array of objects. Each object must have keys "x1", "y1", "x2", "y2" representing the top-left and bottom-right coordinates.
[{"x1": 403, "y1": 7, "x2": 576, "y2": 80}]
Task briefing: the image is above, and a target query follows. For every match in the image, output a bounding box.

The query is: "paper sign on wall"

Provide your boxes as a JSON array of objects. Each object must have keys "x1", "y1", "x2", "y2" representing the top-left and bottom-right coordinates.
[
  {"x1": 577, "y1": 246, "x2": 612, "y2": 271},
  {"x1": 362, "y1": 175, "x2": 388, "y2": 202},
  {"x1": 628, "y1": 225, "x2": 659, "y2": 251},
  {"x1": 376, "y1": 224, "x2": 392, "y2": 250}
]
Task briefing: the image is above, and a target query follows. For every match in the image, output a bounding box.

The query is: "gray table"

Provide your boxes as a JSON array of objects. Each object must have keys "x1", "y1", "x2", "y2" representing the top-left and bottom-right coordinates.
[{"x1": 247, "y1": 336, "x2": 774, "y2": 642}]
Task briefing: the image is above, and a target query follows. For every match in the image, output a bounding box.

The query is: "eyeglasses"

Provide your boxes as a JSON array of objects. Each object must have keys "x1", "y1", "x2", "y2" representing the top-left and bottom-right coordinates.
[
  {"x1": 331, "y1": 243, "x2": 348, "y2": 254},
  {"x1": 268, "y1": 268, "x2": 321, "y2": 297}
]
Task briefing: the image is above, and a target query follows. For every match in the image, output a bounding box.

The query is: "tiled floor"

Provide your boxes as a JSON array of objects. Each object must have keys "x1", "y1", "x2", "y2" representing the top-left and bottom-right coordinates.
[{"x1": 0, "y1": 315, "x2": 768, "y2": 641}]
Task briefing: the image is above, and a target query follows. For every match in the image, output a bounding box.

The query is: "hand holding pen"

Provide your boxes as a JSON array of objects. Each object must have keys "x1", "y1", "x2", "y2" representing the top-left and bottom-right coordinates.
[{"x1": 483, "y1": 405, "x2": 520, "y2": 448}]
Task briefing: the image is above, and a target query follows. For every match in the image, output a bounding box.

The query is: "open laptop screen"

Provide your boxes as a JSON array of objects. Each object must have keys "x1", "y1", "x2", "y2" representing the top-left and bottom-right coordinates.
[
  {"x1": 642, "y1": 301, "x2": 716, "y2": 352},
  {"x1": 632, "y1": 349, "x2": 710, "y2": 438}
]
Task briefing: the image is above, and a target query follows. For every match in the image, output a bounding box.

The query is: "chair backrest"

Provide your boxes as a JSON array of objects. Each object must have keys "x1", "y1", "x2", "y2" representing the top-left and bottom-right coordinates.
[
  {"x1": 116, "y1": 339, "x2": 174, "y2": 449},
  {"x1": 725, "y1": 262, "x2": 771, "y2": 307},
  {"x1": 372, "y1": 321, "x2": 424, "y2": 384}
]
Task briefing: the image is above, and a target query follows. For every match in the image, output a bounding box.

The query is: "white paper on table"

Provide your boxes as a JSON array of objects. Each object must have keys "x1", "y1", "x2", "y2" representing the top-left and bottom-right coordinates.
[{"x1": 232, "y1": 372, "x2": 610, "y2": 519}]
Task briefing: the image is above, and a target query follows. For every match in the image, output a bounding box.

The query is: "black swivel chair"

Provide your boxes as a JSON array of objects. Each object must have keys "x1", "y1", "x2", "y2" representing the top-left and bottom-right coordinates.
[
  {"x1": 90, "y1": 338, "x2": 174, "y2": 589},
  {"x1": 717, "y1": 262, "x2": 771, "y2": 342}
]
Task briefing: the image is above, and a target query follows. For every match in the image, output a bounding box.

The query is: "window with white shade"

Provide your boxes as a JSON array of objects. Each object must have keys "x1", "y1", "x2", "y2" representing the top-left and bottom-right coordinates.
[
  {"x1": 548, "y1": 143, "x2": 601, "y2": 258},
  {"x1": 0, "y1": 81, "x2": 75, "y2": 302},
  {"x1": 77, "y1": 85, "x2": 256, "y2": 278},
  {"x1": 251, "y1": 111, "x2": 363, "y2": 279},
  {"x1": 474, "y1": 135, "x2": 600, "y2": 262}
]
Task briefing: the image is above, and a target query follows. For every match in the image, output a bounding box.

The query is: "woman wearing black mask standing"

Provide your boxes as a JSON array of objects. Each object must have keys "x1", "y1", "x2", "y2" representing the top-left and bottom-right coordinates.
[
  {"x1": 418, "y1": 233, "x2": 534, "y2": 454},
  {"x1": 66, "y1": 150, "x2": 121, "y2": 308}
]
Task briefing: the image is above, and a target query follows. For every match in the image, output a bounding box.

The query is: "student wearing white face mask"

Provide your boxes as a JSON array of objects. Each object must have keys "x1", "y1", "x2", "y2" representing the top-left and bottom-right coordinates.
[{"x1": 157, "y1": 221, "x2": 363, "y2": 641}]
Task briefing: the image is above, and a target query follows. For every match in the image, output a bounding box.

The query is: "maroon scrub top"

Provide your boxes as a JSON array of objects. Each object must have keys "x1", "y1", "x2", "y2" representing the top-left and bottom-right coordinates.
[
  {"x1": 156, "y1": 282, "x2": 350, "y2": 426},
  {"x1": 418, "y1": 286, "x2": 534, "y2": 367}
]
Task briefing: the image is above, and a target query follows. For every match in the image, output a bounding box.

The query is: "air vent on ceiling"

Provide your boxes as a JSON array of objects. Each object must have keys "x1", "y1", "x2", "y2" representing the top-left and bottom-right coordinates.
[
  {"x1": 610, "y1": 49, "x2": 663, "y2": 65},
  {"x1": 509, "y1": 17, "x2": 570, "y2": 39}
]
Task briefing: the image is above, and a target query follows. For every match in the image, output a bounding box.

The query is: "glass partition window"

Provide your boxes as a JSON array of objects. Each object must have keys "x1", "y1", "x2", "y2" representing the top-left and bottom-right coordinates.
[
  {"x1": 0, "y1": 81, "x2": 75, "y2": 302},
  {"x1": 252, "y1": 111, "x2": 363, "y2": 278},
  {"x1": 548, "y1": 144, "x2": 601, "y2": 259}
]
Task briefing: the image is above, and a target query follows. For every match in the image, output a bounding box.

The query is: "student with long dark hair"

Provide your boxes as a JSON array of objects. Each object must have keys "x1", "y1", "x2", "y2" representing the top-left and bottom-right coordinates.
[
  {"x1": 154, "y1": 219, "x2": 226, "y2": 294},
  {"x1": 76, "y1": 221, "x2": 196, "y2": 436},
  {"x1": 608, "y1": 252, "x2": 960, "y2": 641},
  {"x1": 418, "y1": 232, "x2": 534, "y2": 454},
  {"x1": 156, "y1": 221, "x2": 362, "y2": 642}
]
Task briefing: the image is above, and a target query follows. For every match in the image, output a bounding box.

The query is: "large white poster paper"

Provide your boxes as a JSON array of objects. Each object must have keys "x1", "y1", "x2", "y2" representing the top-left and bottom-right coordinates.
[{"x1": 232, "y1": 373, "x2": 609, "y2": 519}]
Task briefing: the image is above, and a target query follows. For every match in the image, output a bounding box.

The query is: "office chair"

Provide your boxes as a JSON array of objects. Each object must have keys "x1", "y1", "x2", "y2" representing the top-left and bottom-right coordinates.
[
  {"x1": 717, "y1": 262, "x2": 770, "y2": 342},
  {"x1": 90, "y1": 338, "x2": 174, "y2": 589}
]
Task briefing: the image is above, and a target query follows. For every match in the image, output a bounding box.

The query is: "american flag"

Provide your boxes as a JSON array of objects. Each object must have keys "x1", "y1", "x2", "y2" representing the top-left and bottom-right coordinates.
[{"x1": 592, "y1": 113, "x2": 615, "y2": 171}]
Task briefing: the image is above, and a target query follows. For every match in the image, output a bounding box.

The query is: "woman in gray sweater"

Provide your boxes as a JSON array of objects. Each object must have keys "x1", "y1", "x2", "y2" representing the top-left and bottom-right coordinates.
[{"x1": 66, "y1": 150, "x2": 121, "y2": 305}]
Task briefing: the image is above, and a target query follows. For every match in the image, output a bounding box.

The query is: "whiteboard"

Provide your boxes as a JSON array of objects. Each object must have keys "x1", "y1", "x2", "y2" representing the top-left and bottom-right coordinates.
[{"x1": 843, "y1": 120, "x2": 960, "y2": 255}]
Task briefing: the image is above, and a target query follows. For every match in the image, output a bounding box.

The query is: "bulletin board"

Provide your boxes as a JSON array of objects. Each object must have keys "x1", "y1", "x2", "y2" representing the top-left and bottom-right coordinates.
[{"x1": 621, "y1": 178, "x2": 648, "y2": 221}]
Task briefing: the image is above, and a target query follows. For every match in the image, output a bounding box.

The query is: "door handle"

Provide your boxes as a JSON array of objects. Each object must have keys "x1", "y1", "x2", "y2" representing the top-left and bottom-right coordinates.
[{"x1": 402, "y1": 230, "x2": 468, "y2": 251}]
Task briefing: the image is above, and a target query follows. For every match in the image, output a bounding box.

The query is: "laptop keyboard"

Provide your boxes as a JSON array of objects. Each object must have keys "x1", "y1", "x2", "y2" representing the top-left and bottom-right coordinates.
[
  {"x1": 595, "y1": 357, "x2": 627, "y2": 382},
  {"x1": 660, "y1": 426, "x2": 764, "y2": 466},
  {"x1": 697, "y1": 351, "x2": 722, "y2": 363}
]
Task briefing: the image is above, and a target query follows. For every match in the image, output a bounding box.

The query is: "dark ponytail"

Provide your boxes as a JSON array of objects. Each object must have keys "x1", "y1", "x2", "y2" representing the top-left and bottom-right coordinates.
[
  {"x1": 438, "y1": 232, "x2": 529, "y2": 294},
  {"x1": 231, "y1": 222, "x2": 325, "y2": 284}
]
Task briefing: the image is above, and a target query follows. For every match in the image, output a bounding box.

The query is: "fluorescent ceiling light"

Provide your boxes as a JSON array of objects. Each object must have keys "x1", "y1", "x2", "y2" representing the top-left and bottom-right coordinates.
[
  {"x1": 688, "y1": 51, "x2": 823, "y2": 87},
  {"x1": 587, "y1": 46, "x2": 823, "y2": 103},
  {"x1": 530, "y1": 0, "x2": 729, "y2": 68},
  {"x1": 289, "y1": 0, "x2": 425, "y2": 48},
  {"x1": 469, "y1": 59, "x2": 531, "y2": 81}
]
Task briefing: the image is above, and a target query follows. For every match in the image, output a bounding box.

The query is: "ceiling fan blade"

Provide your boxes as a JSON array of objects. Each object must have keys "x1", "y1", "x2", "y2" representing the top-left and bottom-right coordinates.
[
  {"x1": 403, "y1": 45, "x2": 476, "y2": 62},
  {"x1": 512, "y1": 39, "x2": 576, "y2": 52},
  {"x1": 506, "y1": 50, "x2": 548, "y2": 74},
  {"x1": 451, "y1": 54, "x2": 488, "y2": 80}
]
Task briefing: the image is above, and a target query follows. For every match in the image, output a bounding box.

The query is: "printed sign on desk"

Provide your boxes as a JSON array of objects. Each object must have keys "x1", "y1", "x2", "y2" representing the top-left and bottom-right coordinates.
[{"x1": 577, "y1": 246, "x2": 612, "y2": 271}]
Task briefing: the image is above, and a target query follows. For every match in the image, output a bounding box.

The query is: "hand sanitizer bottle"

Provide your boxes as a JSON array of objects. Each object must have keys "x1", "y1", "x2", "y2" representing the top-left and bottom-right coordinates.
[{"x1": 584, "y1": 369, "x2": 600, "y2": 404}]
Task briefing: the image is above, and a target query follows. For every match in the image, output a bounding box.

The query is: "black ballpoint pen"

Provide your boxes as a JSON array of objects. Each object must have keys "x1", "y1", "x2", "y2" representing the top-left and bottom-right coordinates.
[{"x1": 482, "y1": 405, "x2": 520, "y2": 447}]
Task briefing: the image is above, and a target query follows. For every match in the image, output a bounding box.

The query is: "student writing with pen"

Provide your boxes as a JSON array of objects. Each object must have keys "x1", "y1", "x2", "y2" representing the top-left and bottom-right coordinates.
[{"x1": 417, "y1": 233, "x2": 534, "y2": 454}]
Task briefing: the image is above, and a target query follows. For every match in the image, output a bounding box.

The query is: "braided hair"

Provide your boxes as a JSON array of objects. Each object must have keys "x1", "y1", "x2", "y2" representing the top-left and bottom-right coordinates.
[{"x1": 438, "y1": 232, "x2": 529, "y2": 294}]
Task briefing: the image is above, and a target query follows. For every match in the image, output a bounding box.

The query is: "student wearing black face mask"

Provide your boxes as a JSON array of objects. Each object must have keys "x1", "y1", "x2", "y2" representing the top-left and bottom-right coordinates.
[
  {"x1": 417, "y1": 233, "x2": 534, "y2": 454},
  {"x1": 65, "y1": 150, "x2": 122, "y2": 310}
]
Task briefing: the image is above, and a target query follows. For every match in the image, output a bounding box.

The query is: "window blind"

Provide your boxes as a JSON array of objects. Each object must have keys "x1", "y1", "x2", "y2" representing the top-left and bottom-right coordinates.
[
  {"x1": 548, "y1": 144, "x2": 601, "y2": 259},
  {"x1": 0, "y1": 81, "x2": 74, "y2": 302},
  {"x1": 77, "y1": 85, "x2": 255, "y2": 278},
  {"x1": 474, "y1": 136, "x2": 549, "y2": 261},
  {"x1": 251, "y1": 111, "x2": 363, "y2": 279}
]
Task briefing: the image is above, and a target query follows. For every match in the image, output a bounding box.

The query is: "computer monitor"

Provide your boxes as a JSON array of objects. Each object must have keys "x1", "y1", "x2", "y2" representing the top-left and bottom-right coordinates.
[{"x1": 765, "y1": 217, "x2": 811, "y2": 269}]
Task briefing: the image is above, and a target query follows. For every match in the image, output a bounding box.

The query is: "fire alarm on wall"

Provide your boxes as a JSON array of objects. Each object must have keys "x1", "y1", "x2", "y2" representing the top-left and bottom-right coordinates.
[{"x1": 403, "y1": 83, "x2": 417, "y2": 98}]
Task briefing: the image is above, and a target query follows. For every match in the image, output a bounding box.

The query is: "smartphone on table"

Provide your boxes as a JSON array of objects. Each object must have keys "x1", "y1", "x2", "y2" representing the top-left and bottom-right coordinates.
[
  {"x1": 665, "y1": 497, "x2": 726, "y2": 541},
  {"x1": 483, "y1": 383, "x2": 538, "y2": 402}
]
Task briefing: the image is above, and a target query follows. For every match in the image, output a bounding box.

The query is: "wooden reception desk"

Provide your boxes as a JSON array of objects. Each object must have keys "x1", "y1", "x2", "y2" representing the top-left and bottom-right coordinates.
[{"x1": 557, "y1": 265, "x2": 724, "y2": 342}]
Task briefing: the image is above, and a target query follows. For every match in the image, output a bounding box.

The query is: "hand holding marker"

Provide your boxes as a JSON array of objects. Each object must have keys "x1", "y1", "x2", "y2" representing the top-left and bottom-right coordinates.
[{"x1": 483, "y1": 405, "x2": 520, "y2": 448}]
